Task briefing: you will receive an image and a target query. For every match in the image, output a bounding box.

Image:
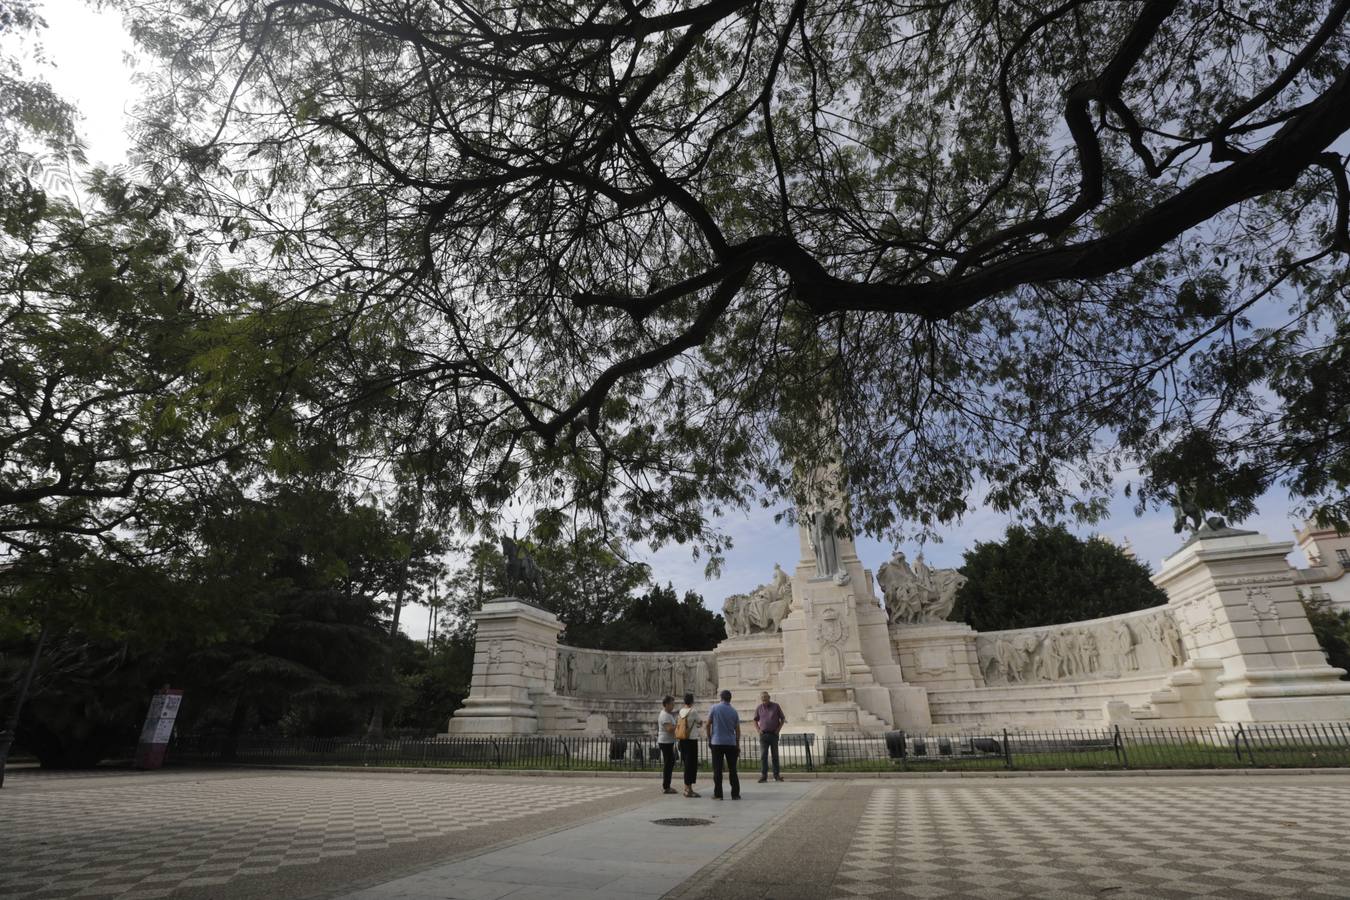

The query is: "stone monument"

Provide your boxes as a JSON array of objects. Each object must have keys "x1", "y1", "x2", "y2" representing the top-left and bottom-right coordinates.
[
  {"x1": 445, "y1": 598, "x2": 606, "y2": 736},
  {"x1": 1152, "y1": 528, "x2": 1350, "y2": 722},
  {"x1": 714, "y1": 469, "x2": 933, "y2": 735},
  {"x1": 448, "y1": 489, "x2": 1350, "y2": 738}
]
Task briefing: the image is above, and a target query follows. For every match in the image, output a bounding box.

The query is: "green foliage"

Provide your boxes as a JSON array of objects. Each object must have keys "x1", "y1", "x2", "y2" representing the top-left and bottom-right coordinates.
[
  {"x1": 390, "y1": 633, "x2": 476, "y2": 733},
  {"x1": 119, "y1": 0, "x2": 1350, "y2": 551},
  {"x1": 1301, "y1": 595, "x2": 1350, "y2": 680},
  {"x1": 3, "y1": 480, "x2": 451, "y2": 761},
  {"x1": 0, "y1": 165, "x2": 338, "y2": 545},
  {"x1": 433, "y1": 535, "x2": 720, "y2": 652},
  {"x1": 531, "y1": 530, "x2": 654, "y2": 646},
  {"x1": 952, "y1": 524, "x2": 1168, "y2": 631},
  {"x1": 13, "y1": 639, "x2": 145, "y2": 768},
  {"x1": 581, "y1": 583, "x2": 726, "y2": 652}
]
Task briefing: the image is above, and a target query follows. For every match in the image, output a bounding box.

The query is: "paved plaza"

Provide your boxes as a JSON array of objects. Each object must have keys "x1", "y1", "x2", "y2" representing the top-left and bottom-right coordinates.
[{"x1": 4, "y1": 768, "x2": 1350, "y2": 899}]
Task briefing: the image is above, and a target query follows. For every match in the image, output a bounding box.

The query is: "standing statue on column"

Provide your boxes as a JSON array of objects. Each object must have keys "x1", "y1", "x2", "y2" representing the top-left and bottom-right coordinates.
[{"x1": 809, "y1": 511, "x2": 840, "y2": 578}]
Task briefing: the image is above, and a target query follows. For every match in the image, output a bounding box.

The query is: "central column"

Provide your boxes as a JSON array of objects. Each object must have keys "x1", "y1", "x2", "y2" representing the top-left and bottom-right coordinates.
[{"x1": 777, "y1": 477, "x2": 931, "y2": 733}]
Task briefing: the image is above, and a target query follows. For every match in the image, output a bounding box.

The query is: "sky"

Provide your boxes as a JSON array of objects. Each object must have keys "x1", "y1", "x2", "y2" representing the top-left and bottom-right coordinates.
[{"x1": 16, "y1": 1, "x2": 1319, "y2": 641}]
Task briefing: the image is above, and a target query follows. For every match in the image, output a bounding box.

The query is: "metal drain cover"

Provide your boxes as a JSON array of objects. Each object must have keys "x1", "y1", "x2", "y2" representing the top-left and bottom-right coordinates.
[{"x1": 652, "y1": 817, "x2": 713, "y2": 827}]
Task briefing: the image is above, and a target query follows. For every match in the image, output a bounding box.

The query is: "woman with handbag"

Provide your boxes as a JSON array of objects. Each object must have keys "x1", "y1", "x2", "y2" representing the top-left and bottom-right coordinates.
[{"x1": 676, "y1": 692, "x2": 702, "y2": 798}]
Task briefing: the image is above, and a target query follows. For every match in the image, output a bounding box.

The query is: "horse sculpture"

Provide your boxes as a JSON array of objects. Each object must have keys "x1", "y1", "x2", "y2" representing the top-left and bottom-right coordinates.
[
  {"x1": 501, "y1": 535, "x2": 545, "y2": 599},
  {"x1": 1171, "y1": 481, "x2": 1229, "y2": 534}
]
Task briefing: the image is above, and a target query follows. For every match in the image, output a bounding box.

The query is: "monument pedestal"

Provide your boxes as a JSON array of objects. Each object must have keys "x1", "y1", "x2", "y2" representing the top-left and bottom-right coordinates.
[
  {"x1": 891, "y1": 622, "x2": 983, "y2": 690},
  {"x1": 446, "y1": 598, "x2": 562, "y2": 736},
  {"x1": 714, "y1": 633, "x2": 787, "y2": 697},
  {"x1": 1155, "y1": 531, "x2": 1350, "y2": 723}
]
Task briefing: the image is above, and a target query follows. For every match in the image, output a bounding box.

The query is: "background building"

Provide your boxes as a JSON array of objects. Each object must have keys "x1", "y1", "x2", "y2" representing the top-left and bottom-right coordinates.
[{"x1": 1294, "y1": 522, "x2": 1350, "y2": 614}]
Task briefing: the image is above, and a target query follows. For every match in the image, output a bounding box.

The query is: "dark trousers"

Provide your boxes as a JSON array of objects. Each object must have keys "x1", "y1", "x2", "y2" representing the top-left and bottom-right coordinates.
[
  {"x1": 711, "y1": 744, "x2": 740, "y2": 798},
  {"x1": 659, "y1": 741, "x2": 676, "y2": 790},
  {"x1": 678, "y1": 739, "x2": 699, "y2": 785},
  {"x1": 759, "y1": 732, "x2": 780, "y2": 778}
]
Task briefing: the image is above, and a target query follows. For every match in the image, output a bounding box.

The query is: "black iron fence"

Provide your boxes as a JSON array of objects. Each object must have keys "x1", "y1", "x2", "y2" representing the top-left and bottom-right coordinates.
[
  {"x1": 165, "y1": 732, "x2": 816, "y2": 771},
  {"x1": 164, "y1": 722, "x2": 1350, "y2": 773},
  {"x1": 822, "y1": 722, "x2": 1350, "y2": 771}
]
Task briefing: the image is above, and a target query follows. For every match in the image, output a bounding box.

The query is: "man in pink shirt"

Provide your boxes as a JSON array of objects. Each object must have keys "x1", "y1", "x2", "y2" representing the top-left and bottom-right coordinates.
[{"x1": 753, "y1": 691, "x2": 787, "y2": 782}]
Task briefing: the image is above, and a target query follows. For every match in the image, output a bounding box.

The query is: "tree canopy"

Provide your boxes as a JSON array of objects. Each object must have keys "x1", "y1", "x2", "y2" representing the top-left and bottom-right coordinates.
[
  {"x1": 119, "y1": 0, "x2": 1350, "y2": 554},
  {"x1": 951, "y1": 523, "x2": 1169, "y2": 630}
]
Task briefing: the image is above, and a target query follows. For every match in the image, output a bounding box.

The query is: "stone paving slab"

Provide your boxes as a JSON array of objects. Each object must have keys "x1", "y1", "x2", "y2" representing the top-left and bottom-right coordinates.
[
  {"x1": 0, "y1": 769, "x2": 648, "y2": 900},
  {"x1": 672, "y1": 774, "x2": 1350, "y2": 900},
  {"x1": 338, "y1": 781, "x2": 818, "y2": 900},
  {"x1": 9, "y1": 768, "x2": 1350, "y2": 900}
]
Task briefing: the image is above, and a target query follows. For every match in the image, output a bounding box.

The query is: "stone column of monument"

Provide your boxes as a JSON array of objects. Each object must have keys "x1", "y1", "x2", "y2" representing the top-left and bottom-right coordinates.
[
  {"x1": 445, "y1": 598, "x2": 564, "y2": 735},
  {"x1": 770, "y1": 493, "x2": 931, "y2": 734},
  {"x1": 1153, "y1": 529, "x2": 1350, "y2": 723}
]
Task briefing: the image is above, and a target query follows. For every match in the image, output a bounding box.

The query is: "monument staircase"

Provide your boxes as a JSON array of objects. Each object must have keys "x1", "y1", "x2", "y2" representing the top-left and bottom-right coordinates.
[
  {"x1": 562, "y1": 697, "x2": 657, "y2": 737},
  {"x1": 1125, "y1": 658, "x2": 1224, "y2": 726},
  {"x1": 803, "y1": 703, "x2": 893, "y2": 755},
  {"x1": 924, "y1": 671, "x2": 1172, "y2": 729},
  {"x1": 531, "y1": 693, "x2": 608, "y2": 735}
]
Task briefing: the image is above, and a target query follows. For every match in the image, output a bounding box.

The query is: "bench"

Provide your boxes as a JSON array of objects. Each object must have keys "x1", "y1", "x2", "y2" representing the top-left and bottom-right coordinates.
[
  {"x1": 1008, "y1": 734, "x2": 1122, "y2": 764},
  {"x1": 883, "y1": 732, "x2": 1005, "y2": 761},
  {"x1": 779, "y1": 733, "x2": 816, "y2": 770}
]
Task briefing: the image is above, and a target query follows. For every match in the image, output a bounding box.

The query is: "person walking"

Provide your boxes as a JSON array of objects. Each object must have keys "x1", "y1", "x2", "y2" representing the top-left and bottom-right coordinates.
[
  {"x1": 657, "y1": 695, "x2": 678, "y2": 794},
  {"x1": 754, "y1": 691, "x2": 787, "y2": 782},
  {"x1": 676, "y1": 692, "x2": 701, "y2": 798},
  {"x1": 705, "y1": 689, "x2": 741, "y2": 800}
]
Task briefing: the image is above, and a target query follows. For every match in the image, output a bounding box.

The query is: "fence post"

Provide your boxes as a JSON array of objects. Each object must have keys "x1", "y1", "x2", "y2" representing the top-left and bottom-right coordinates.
[
  {"x1": 1003, "y1": 729, "x2": 1012, "y2": 769},
  {"x1": 1115, "y1": 725, "x2": 1128, "y2": 769},
  {"x1": 805, "y1": 735, "x2": 814, "y2": 772},
  {"x1": 1233, "y1": 723, "x2": 1256, "y2": 766}
]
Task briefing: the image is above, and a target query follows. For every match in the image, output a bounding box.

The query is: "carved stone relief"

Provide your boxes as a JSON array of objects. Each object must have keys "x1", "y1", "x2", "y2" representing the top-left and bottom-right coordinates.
[
  {"x1": 977, "y1": 608, "x2": 1186, "y2": 685},
  {"x1": 817, "y1": 607, "x2": 847, "y2": 683},
  {"x1": 554, "y1": 647, "x2": 718, "y2": 698},
  {"x1": 1245, "y1": 586, "x2": 1280, "y2": 622}
]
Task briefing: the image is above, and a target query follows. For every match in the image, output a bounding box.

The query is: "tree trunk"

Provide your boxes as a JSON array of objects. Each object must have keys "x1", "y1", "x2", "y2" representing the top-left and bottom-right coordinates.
[
  {"x1": 223, "y1": 696, "x2": 248, "y2": 762},
  {"x1": 365, "y1": 473, "x2": 426, "y2": 740},
  {"x1": 0, "y1": 616, "x2": 51, "y2": 789}
]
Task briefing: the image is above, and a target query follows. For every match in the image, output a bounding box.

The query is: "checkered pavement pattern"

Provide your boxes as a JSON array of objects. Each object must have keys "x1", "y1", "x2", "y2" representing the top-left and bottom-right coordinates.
[
  {"x1": 831, "y1": 782, "x2": 1350, "y2": 899},
  {"x1": 1, "y1": 771, "x2": 641, "y2": 899}
]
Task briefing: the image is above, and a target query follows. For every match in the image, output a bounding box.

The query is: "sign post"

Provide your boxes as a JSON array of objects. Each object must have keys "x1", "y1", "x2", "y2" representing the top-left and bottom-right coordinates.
[{"x1": 133, "y1": 688, "x2": 183, "y2": 770}]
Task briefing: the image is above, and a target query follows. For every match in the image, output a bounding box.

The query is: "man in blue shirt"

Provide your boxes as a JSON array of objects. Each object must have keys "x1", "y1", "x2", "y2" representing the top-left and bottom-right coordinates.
[{"x1": 704, "y1": 689, "x2": 742, "y2": 800}]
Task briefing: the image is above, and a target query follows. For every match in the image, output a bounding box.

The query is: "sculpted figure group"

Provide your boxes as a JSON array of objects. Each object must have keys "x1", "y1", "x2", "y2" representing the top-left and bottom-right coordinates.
[
  {"x1": 877, "y1": 552, "x2": 967, "y2": 625},
  {"x1": 555, "y1": 647, "x2": 717, "y2": 698},
  {"x1": 723, "y1": 564, "x2": 794, "y2": 636},
  {"x1": 980, "y1": 610, "x2": 1186, "y2": 685}
]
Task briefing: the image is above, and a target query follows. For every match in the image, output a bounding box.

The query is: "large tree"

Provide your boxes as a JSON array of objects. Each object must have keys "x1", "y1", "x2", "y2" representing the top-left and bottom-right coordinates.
[
  {"x1": 126, "y1": 0, "x2": 1350, "y2": 555},
  {"x1": 951, "y1": 523, "x2": 1169, "y2": 631}
]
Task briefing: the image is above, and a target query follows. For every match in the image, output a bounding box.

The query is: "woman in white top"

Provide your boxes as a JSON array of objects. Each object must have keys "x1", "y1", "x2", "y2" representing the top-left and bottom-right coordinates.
[
  {"x1": 676, "y1": 692, "x2": 702, "y2": 798},
  {"x1": 657, "y1": 695, "x2": 678, "y2": 794}
]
